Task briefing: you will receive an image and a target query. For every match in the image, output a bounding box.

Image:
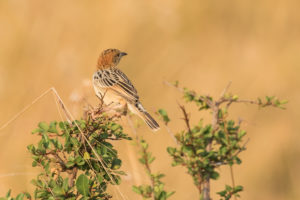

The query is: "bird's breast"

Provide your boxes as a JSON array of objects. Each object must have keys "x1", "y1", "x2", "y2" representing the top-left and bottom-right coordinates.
[{"x1": 93, "y1": 86, "x2": 124, "y2": 105}]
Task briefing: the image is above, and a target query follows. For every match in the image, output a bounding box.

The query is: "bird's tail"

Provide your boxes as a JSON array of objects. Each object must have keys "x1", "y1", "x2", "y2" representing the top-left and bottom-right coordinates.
[
  {"x1": 129, "y1": 103, "x2": 160, "y2": 131},
  {"x1": 141, "y1": 111, "x2": 160, "y2": 131}
]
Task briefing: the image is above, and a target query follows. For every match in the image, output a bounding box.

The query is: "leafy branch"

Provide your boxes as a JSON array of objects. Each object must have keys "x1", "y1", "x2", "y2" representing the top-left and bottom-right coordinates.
[
  {"x1": 159, "y1": 81, "x2": 287, "y2": 200},
  {"x1": 132, "y1": 139, "x2": 174, "y2": 200},
  {"x1": 1, "y1": 106, "x2": 131, "y2": 200}
]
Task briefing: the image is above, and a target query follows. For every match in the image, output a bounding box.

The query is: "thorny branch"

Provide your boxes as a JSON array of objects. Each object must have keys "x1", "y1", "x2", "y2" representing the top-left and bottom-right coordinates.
[
  {"x1": 178, "y1": 104, "x2": 191, "y2": 133},
  {"x1": 164, "y1": 80, "x2": 285, "y2": 200}
]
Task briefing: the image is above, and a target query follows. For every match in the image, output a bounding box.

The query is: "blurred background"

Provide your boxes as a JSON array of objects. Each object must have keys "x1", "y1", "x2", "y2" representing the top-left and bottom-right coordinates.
[{"x1": 0, "y1": 0, "x2": 300, "y2": 199}]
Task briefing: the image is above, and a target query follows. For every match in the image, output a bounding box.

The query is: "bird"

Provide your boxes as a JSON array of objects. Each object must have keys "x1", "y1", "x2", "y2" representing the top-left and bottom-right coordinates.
[{"x1": 92, "y1": 48, "x2": 160, "y2": 131}]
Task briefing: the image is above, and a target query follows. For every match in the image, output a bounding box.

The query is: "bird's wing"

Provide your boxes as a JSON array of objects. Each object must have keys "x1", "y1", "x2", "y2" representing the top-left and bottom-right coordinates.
[{"x1": 93, "y1": 68, "x2": 139, "y2": 103}]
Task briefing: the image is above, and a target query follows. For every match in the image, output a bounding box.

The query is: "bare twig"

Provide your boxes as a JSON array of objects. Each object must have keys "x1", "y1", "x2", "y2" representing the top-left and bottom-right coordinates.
[
  {"x1": 163, "y1": 80, "x2": 184, "y2": 93},
  {"x1": 220, "y1": 81, "x2": 232, "y2": 98},
  {"x1": 229, "y1": 165, "x2": 237, "y2": 200},
  {"x1": 232, "y1": 138, "x2": 250, "y2": 158},
  {"x1": 164, "y1": 124, "x2": 178, "y2": 145},
  {"x1": 178, "y1": 103, "x2": 192, "y2": 133}
]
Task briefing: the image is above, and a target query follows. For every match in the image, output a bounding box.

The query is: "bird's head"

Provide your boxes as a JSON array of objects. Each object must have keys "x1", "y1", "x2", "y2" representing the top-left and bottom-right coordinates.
[{"x1": 97, "y1": 49, "x2": 127, "y2": 69}]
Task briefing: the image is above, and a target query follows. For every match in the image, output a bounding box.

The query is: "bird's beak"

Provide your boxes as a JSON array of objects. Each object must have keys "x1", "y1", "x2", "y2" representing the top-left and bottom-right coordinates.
[{"x1": 120, "y1": 52, "x2": 127, "y2": 57}]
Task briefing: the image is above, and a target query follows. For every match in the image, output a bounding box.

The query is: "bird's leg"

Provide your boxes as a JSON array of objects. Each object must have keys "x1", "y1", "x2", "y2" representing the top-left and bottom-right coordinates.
[
  {"x1": 93, "y1": 89, "x2": 111, "y2": 115},
  {"x1": 85, "y1": 95, "x2": 106, "y2": 120}
]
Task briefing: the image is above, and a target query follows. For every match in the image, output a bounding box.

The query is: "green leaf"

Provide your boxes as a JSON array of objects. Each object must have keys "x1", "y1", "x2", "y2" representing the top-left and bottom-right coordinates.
[
  {"x1": 167, "y1": 147, "x2": 176, "y2": 155},
  {"x1": 63, "y1": 178, "x2": 69, "y2": 192},
  {"x1": 66, "y1": 161, "x2": 75, "y2": 168},
  {"x1": 158, "y1": 109, "x2": 170, "y2": 124},
  {"x1": 280, "y1": 100, "x2": 288, "y2": 104},
  {"x1": 217, "y1": 190, "x2": 227, "y2": 197},
  {"x1": 234, "y1": 156, "x2": 242, "y2": 165},
  {"x1": 27, "y1": 144, "x2": 35, "y2": 154},
  {"x1": 32, "y1": 161, "x2": 38, "y2": 167},
  {"x1": 182, "y1": 145, "x2": 194, "y2": 156},
  {"x1": 166, "y1": 191, "x2": 175, "y2": 198},
  {"x1": 225, "y1": 185, "x2": 232, "y2": 191},
  {"x1": 158, "y1": 191, "x2": 167, "y2": 200},
  {"x1": 16, "y1": 193, "x2": 25, "y2": 200},
  {"x1": 76, "y1": 174, "x2": 90, "y2": 197},
  {"x1": 75, "y1": 156, "x2": 85, "y2": 166},
  {"x1": 38, "y1": 122, "x2": 49, "y2": 132},
  {"x1": 156, "y1": 173, "x2": 165, "y2": 179},
  {"x1": 30, "y1": 179, "x2": 43, "y2": 187},
  {"x1": 96, "y1": 174, "x2": 103, "y2": 183},
  {"x1": 138, "y1": 158, "x2": 146, "y2": 164},
  {"x1": 238, "y1": 130, "x2": 246, "y2": 139},
  {"x1": 132, "y1": 186, "x2": 142, "y2": 194},
  {"x1": 111, "y1": 123, "x2": 121, "y2": 131},
  {"x1": 140, "y1": 140, "x2": 148, "y2": 149},
  {"x1": 31, "y1": 128, "x2": 42, "y2": 134},
  {"x1": 23, "y1": 192, "x2": 31, "y2": 199},
  {"x1": 232, "y1": 95, "x2": 239, "y2": 100},
  {"x1": 83, "y1": 152, "x2": 90, "y2": 160},
  {"x1": 265, "y1": 96, "x2": 274, "y2": 102},
  {"x1": 220, "y1": 146, "x2": 227, "y2": 156},
  {"x1": 210, "y1": 171, "x2": 220, "y2": 180},
  {"x1": 111, "y1": 159, "x2": 122, "y2": 170},
  {"x1": 234, "y1": 185, "x2": 243, "y2": 193},
  {"x1": 48, "y1": 121, "x2": 58, "y2": 133},
  {"x1": 42, "y1": 133, "x2": 49, "y2": 147},
  {"x1": 53, "y1": 186, "x2": 65, "y2": 196},
  {"x1": 148, "y1": 156, "x2": 155, "y2": 164},
  {"x1": 6, "y1": 189, "x2": 11, "y2": 198},
  {"x1": 59, "y1": 122, "x2": 66, "y2": 130}
]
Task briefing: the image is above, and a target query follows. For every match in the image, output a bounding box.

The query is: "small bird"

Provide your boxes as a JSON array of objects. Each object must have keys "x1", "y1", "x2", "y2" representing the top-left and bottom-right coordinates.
[{"x1": 92, "y1": 49, "x2": 160, "y2": 131}]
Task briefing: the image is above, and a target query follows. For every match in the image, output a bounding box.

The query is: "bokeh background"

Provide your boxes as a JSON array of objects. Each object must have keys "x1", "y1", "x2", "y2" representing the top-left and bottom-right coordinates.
[{"x1": 0, "y1": 0, "x2": 300, "y2": 199}]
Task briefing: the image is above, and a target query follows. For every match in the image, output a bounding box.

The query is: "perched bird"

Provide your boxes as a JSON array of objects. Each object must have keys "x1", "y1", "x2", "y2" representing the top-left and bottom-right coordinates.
[{"x1": 92, "y1": 49, "x2": 160, "y2": 131}]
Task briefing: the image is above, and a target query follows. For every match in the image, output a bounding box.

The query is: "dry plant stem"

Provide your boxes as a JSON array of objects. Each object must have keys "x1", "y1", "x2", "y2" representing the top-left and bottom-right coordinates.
[
  {"x1": 230, "y1": 166, "x2": 236, "y2": 200},
  {"x1": 0, "y1": 88, "x2": 53, "y2": 131},
  {"x1": 164, "y1": 124, "x2": 178, "y2": 145}
]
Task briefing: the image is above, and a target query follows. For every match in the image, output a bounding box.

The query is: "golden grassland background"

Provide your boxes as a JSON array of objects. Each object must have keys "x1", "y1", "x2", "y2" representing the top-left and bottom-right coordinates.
[{"x1": 0, "y1": 0, "x2": 300, "y2": 199}]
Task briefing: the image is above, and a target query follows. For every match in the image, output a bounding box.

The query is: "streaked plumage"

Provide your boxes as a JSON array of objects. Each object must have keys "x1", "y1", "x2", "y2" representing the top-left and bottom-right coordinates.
[{"x1": 92, "y1": 49, "x2": 160, "y2": 131}]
